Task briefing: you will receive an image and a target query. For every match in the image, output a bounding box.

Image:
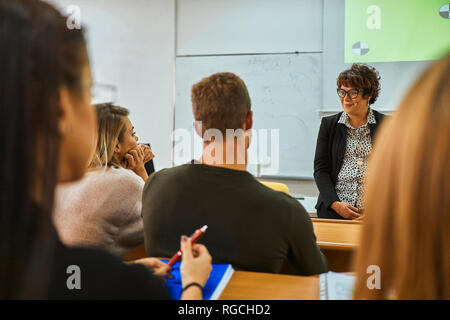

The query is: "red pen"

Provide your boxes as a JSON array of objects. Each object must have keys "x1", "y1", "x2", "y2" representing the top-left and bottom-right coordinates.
[{"x1": 167, "y1": 225, "x2": 208, "y2": 266}]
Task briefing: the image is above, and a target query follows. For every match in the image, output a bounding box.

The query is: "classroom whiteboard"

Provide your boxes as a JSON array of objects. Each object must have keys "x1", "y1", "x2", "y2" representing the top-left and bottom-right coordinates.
[{"x1": 175, "y1": 53, "x2": 322, "y2": 178}]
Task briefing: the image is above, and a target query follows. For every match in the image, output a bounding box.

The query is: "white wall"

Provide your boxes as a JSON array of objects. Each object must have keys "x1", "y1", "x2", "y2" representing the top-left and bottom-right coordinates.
[
  {"x1": 177, "y1": 0, "x2": 323, "y2": 55},
  {"x1": 49, "y1": 0, "x2": 175, "y2": 170}
]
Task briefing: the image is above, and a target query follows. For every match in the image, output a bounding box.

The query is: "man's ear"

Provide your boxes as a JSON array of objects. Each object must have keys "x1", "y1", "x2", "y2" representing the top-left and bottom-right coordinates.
[
  {"x1": 58, "y1": 86, "x2": 73, "y2": 139},
  {"x1": 243, "y1": 111, "x2": 253, "y2": 131},
  {"x1": 194, "y1": 120, "x2": 203, "y2": 138}
]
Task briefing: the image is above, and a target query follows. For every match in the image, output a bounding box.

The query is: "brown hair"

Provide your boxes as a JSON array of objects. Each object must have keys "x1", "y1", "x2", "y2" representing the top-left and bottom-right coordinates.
[
  {"x1": 337, "y1": 64, "x2": 380, "y2": 104},
  {"x1": 191, "y1": 72, "x2": 251, "y2": 135},
  {"x1": 89, "y1": 103, "x2": 130, "y2": 168},
  {"x1": 353, "y1": 53, "x2": 450, "y2": 299}
]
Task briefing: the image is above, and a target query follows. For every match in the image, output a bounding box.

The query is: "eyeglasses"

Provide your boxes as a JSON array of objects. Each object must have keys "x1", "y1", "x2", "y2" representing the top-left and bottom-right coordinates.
[{"x1": 337, "y1": 88, "x2": 364, "y2": 99}]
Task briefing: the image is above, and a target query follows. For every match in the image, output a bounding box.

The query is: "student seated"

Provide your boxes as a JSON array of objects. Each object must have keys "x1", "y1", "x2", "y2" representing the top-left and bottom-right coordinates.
[
  {"x1": 142, "y1": 72, "x2": 328, "y2": 275},
  {"x1": 353, "y1": 53, "x2": 450, "y2": 299},
  {"x1": 53, "y1": 104, "x2": 153, "y2": 256},
  {"x1": 0, "y1": 0, "x2": 211, "y2": 300}
]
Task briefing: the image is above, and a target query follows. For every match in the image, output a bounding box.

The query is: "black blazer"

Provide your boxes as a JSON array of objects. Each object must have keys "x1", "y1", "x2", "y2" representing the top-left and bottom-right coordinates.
[{"x1": 313, "y1": 110, "x2": 386, "y2": 219}]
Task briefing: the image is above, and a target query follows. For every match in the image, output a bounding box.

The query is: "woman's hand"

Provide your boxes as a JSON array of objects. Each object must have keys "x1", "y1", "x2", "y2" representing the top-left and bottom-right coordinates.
[
  {"x1": 180, "y1": 235, "x2": 212, "y2": 300},
  {"x1": 331, "y1": 201, "x2": 361, "y2": 220},
  {"x1": 139, "y1": 144, "x2": 155, "y2": 164},
  {"x1": 122, "y1": 146, "x2": 144, "y2": 170},
  {"x1": 122, "y1": 146, "x2": 148, "y2": 181},
  {"x1": 131, "y1": 258, "x2": 173, "y2": 278}
]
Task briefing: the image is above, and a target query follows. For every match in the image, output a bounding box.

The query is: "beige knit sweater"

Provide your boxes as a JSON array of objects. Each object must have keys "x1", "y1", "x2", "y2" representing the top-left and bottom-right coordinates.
[{"x1": 53, "y1": 167, "x2": 145, "y2": 256}]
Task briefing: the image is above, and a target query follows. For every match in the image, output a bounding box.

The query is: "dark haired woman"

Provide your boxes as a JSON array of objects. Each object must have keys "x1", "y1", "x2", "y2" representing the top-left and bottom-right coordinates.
[
  {"x1": 313, "y1": 64, "x2": 386, "y2": 220},
  {"x1": 0, "y1": 0, "x2": 211, "y2": 299}
]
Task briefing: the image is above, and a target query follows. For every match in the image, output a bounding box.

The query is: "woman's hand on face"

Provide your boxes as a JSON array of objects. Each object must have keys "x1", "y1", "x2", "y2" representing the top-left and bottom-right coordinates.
[
  {"x1": 123, "y1": 146, "x2": 145, "y2": 171},
  {"x1": 180, "y1": 236, "x2": 212, "y2": 289},
  {"x1": 139, "y1": 144, "x2": 155, "y2": 164},
  {"x1": 122, "y1": 146, "x2": 148, "y2": 181},
  {"x1": 331, "y1": 201, "x2": 361, "y2": 220},
  {"x1": 130, "y1": 258, "x2": 173, "y2": 278}
]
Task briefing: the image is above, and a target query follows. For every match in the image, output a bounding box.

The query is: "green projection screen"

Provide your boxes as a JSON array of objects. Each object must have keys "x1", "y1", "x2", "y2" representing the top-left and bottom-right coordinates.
[{"x1": 345, "y1": 0, "x2": 450, "y2": 62}]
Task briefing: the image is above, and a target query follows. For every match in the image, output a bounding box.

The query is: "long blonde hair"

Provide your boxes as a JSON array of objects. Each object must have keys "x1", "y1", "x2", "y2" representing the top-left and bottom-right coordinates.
[
  {"x1": 89, "y1": 103, "x2": 130, "y2": 169},
  {"x1": 353, "y1": 53, "x2": 450, "y2": 299}
]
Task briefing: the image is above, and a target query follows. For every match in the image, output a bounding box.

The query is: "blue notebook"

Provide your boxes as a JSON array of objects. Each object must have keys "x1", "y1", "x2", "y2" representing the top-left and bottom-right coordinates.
[{"x1": 160, "y1": 259, "x2": 234, "y2": 300}]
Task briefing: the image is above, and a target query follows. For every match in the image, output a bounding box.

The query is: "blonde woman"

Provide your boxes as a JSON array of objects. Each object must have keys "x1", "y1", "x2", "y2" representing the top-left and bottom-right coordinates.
[
  {"x1": 53, "y1": 103, "x2": 154, "y2": 256},
  {"x1": 89, "y1": 103, "x2": 154, "y2": 181},
  {"x1": 353, "y1": 53, "x2": 450, "y2": 299}
]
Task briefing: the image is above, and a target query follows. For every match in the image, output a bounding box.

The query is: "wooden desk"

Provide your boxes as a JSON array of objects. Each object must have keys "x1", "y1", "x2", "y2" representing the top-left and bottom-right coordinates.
[
  {"x1": 311, "y1": 218, "x2": 362, "y2": 272},
  {"x1": 312, "y1": 218, "x2": 362, "y2": 250},
  {"x1": 219, "y1": 271, "x2": 319, "y2": 300}
]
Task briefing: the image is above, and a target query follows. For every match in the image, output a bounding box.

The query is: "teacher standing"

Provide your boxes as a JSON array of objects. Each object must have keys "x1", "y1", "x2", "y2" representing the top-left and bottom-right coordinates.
[{"x1": 314, "y1": 64, "x2": 385, "y2": 219}]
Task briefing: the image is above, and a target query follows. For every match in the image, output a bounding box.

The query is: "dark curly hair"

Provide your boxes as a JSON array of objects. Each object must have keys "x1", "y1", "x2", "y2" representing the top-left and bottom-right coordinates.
[{"x1": 337, "y1": 64, "x2": 381, "y2": 105}]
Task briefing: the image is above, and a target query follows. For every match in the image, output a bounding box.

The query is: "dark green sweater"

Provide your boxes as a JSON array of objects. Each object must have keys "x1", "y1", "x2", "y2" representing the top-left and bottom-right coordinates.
[{"x1": 142, "y1": 161, "x2": 328, "y2": 275}]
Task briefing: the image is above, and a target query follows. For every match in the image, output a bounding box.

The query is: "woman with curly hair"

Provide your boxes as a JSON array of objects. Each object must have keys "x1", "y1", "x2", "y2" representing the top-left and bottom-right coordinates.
[{"x1": 313, "y1": 64, "x2": 386, "y2": 219}]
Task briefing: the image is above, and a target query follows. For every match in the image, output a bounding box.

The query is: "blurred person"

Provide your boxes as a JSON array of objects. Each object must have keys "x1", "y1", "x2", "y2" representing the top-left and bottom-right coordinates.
[
  {"x1": 0, "y1": 0, "x2": 211, "y2": 299},
  {"x1": 353, "y1": 53, "x2": 450, "y2": 299}
]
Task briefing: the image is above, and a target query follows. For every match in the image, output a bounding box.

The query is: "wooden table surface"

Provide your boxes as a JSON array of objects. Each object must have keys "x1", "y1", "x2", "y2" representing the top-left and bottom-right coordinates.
[
  {"x1": 219, "y1": 271, "x2": 319, "y2": 300},
  {"x1": 311, "y1": 218, "x2": 362, "y2": 250}
]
